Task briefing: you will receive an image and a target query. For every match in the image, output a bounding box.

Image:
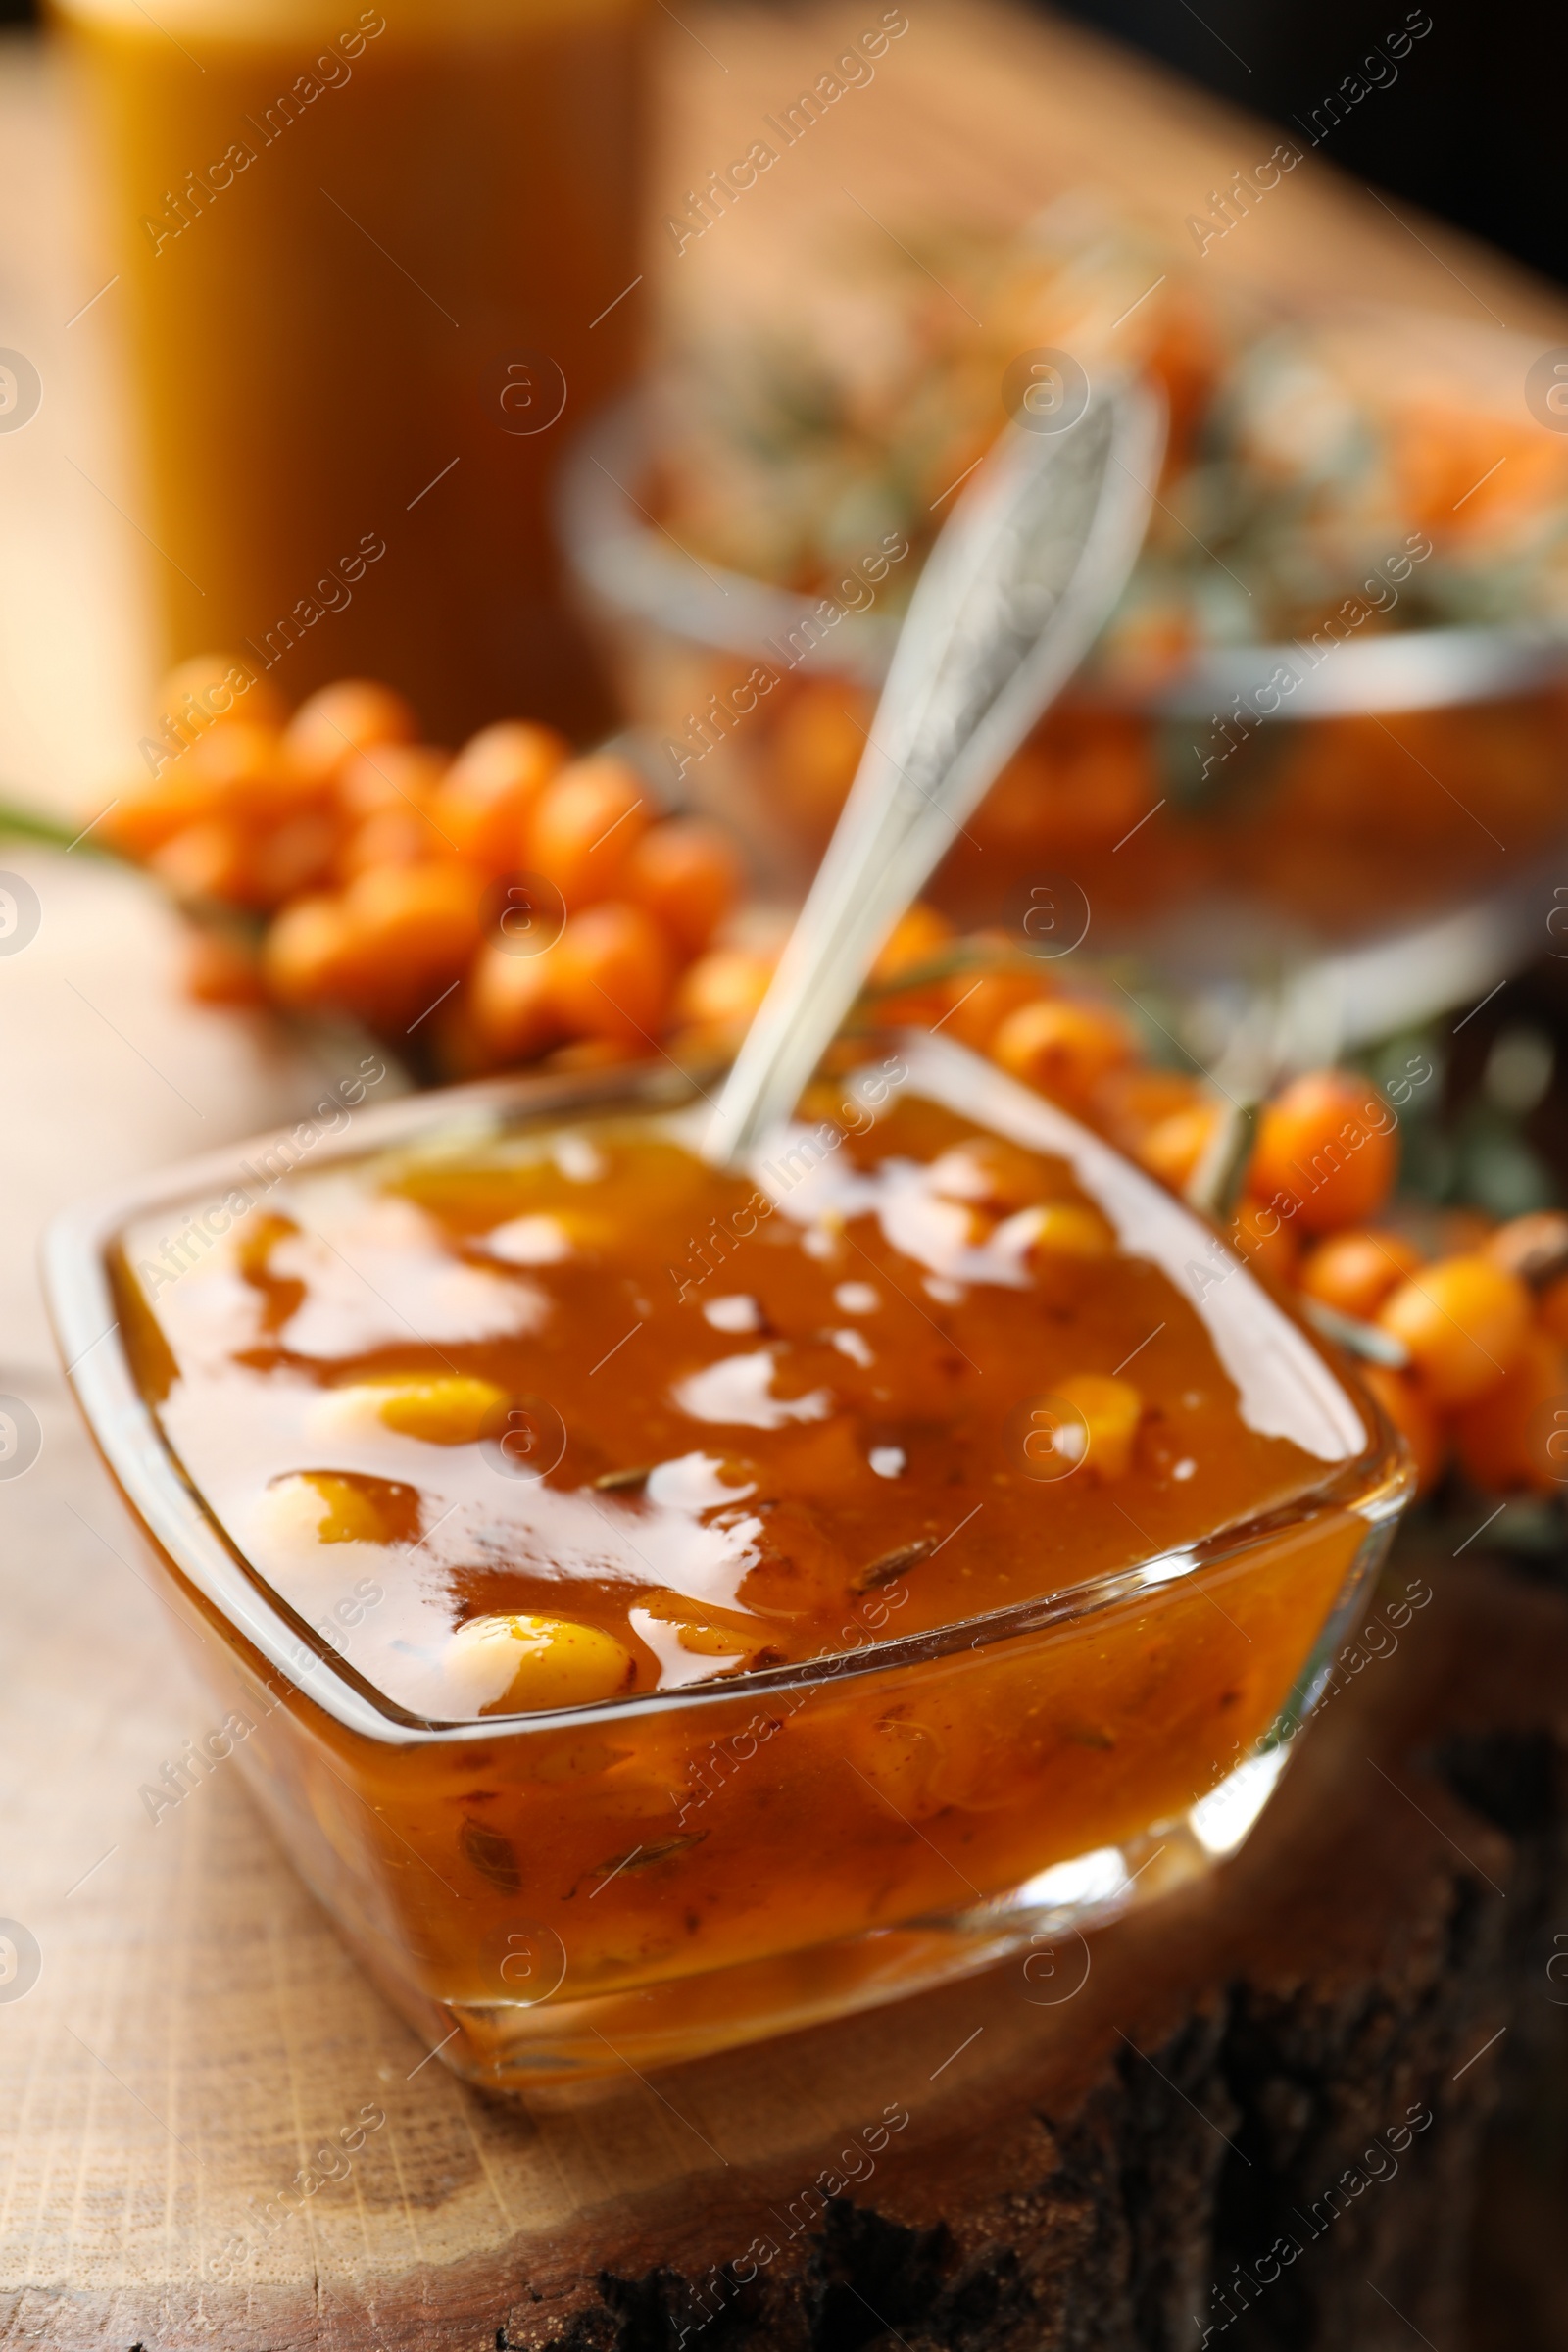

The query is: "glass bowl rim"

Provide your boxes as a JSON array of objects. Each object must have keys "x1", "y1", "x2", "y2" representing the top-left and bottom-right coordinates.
[
  {"x1": 559, "y1": 389, "x2": 1568, "y2": 718},
  {"x1": 42, "y1": 1044, "x2": 1412, "y2": 1748}
]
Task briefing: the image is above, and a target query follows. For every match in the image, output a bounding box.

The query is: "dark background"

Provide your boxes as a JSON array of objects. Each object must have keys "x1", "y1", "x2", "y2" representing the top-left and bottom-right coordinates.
[
  {"x1": 3, "y1": 0, "x2": 1558, "y2": 287},
  {"x1": 1047, "y1": 0, "x2": 1564, "y2": 290}
]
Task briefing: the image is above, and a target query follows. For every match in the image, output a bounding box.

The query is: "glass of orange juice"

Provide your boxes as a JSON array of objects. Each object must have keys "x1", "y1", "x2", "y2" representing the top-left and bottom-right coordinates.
[{"x1": 52, "y1": 0, "x2": 649, "y2": 743}]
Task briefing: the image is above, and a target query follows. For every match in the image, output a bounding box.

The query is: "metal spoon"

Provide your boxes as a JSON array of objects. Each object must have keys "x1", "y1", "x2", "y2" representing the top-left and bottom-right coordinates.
[{"x1": 703, "y1": 375, "x2": 1166, "y2": 1166}]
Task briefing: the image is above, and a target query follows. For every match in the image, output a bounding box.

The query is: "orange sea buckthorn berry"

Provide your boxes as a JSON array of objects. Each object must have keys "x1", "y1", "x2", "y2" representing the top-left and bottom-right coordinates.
[
  {"x1": 929, "y1": 1135, "x2": 1056, "y2": 1215},
  {"x1": 1027, "y1": 1202, "x2": 1115, "y2": 1260},
  {"x1": 1054, "y1": 1372, "x2": 1144, "y2": 1481},
  {"x1": 990, "y1": 996, "x2": 1137, "y2": 1110},
  {"x1": 1229, "y1": 1198, "x2": 1299, "y2": 1288},
  {"x1": 337, "y1": 805, "x2": 451, "y2": 880},
  {"x1": 468, "y1": 937, "x2": 564, "y2": 1062},
  {"x1": 526, "y1": 755, "x2": 652, "y2": 909},
  {"x1": 933, "y1": 967, "x2": 1047, "y2": 1054},
  {"x1": 620, "y1": 817, "x2": 742, "y2": 956},
  {"x1": 670, "y1": 1620, "x2": 756, "y2": 1659},
  {"x1": 1139, "y1": 1102, "x2": 1225, "y2": 1195},
  {"x1": 1246, "y1": 1071, "x2": 1398, "y2": 1235},
  {"x1": 342, "y1": 860, "x2": 485, "y2": 986},
  {"x1": 1376, "y1": 1254, "x2": 1531, "y2": 1408},
  {"x1": 639, "y1": 1587, "x2": 776, "y2": 1665},
  {"x1": 263, "y1": 892, "x2": 359, "y2": 1007},
  {"x1": 771, "y1": 682, "x2": 869, "y2": 841},
  {"x1": 437, "y1": 720, "x2": 569, "y2": 872},
  {"x1": 156, "y1": 652, "x2": 284, "y2": 737},
  {"x1": 445, "y1": 1613, "x2": 635, "y2": 1715},
  {"x1": 671, "y1": 947, "x2": 774, "y2": 1031},
  {"x1": 1096, "y1": 1067, "x2": 1207, "y2": 1148},
  {"x1": 283, "y1": 679, "x2": 418, "y2": 787},
  {"x1": 869, "y1": 903, "x2": 956, "y2": 987},
  {"x1": 857, "y1": 902, "x2": 955, "y2": 1021},
  {"x1": 148, "y1": 816, "x2": 255, "y2": 905},
  {"x1": 98, "y1": 770, "x2": 221, "y2": 860},
  {"x1": 1452, "y1": 1326, "x2": 1568, "y2": 1495},
  {"x1": 1299, "y1": 1229, "x2": 1424, "y2": 1324},
  {"x1": 249, "y1": 811, "x2": 338, "y2": 905},
  {"x1": 184, "y1": 720, "x2": 309, "y2": 827},
  {"x1": 354, "y1": 1372, "x2": 511, "y2": 1446},
  {"x1": 551, "y1": 902, "x2": 674, "y2": 1046},
  {"x1": 1359, "y1": 1363, "x2": 1445, "y2": 1495},
  {"x1": 336, "y1": 742, "x2": 451, "y2": 821},
  {"x1": 263, "y1": 1470, "x2": 398, "y2": 1546}
]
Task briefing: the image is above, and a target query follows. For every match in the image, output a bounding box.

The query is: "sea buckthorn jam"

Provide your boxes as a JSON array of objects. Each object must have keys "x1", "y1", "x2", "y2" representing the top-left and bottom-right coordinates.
[{"x1": 105, "y1": 1037, "x2": 1404, "y2": 2082}]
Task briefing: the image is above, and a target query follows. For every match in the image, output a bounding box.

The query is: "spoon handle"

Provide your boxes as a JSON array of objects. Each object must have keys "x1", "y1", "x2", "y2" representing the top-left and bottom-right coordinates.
[{"x1": 703, "y1": 376, "x2": 1166, "y2": 1166}]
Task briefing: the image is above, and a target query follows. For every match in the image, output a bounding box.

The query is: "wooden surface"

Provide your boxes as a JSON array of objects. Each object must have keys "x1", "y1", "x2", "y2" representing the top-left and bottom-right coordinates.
[
  {"x1": 6, "y1": 4, "x2": 1568, "y2": 2344},
  {"x1": 650, "y1": 0, "x2": 1568, "y2": 352}
]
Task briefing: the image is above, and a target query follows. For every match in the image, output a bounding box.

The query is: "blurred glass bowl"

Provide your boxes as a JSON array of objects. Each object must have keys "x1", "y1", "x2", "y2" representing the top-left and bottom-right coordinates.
[{"x1": 562, "y1": 390, "x2": 1568, "y2": 1051}]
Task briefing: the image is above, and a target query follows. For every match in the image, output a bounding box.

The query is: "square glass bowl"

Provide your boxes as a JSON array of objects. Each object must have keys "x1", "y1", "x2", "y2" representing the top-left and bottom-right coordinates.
[{"x1": 44, "y1": 1042, "x2": 1411, "y2": 2090}]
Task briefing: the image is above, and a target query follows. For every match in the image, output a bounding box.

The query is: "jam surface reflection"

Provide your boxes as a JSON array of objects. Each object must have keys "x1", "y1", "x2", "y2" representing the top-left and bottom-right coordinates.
[{"x1": 121, "y1": 1038, "x2": 1365, "y2": 1720}]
